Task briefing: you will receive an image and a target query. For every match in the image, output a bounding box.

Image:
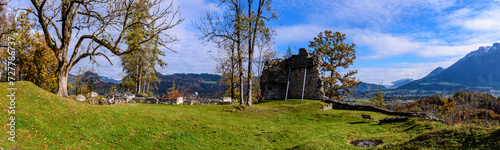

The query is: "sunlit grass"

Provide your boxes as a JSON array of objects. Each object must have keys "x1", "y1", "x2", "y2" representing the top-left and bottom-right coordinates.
[{"x1": 3, "y1": 81, "x2": 487, "y2": 149}]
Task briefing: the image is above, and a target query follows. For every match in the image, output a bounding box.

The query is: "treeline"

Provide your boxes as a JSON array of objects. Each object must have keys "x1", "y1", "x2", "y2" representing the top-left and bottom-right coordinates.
[
  {"x1": 0, "y1": 11, "x2": 58, "y2": 92},
  {"x1": 396, "y1": 90, "x2": 500, "y2": 126},
  {"x1": 1, "y1": 0, "x2": 183, "y2": 98}
]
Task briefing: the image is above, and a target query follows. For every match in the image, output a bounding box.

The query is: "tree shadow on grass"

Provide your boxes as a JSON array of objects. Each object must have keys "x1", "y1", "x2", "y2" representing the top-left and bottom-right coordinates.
[{"x1": 349, "y1": 121, "x2": 370, "y2": 124}]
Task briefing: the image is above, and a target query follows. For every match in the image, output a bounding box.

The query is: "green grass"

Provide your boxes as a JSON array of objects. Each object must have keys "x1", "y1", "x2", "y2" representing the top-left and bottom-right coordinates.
[
  {"x1": 1, "y1": 81, "x2": 497, "y2": 149},
  {"x1": 352, "y1": 99, "x2": 371, "y2": 104},
  {"x1": 392, "y1": 126, "x2": 500, "y2": 149}
]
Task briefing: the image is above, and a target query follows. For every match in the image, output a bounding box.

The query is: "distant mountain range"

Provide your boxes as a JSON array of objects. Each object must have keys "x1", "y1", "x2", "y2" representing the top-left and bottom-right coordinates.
[
  {"x1": 68, "y1": 72, "x2": 119, "y2": 84},
  {"x1": 387, "y1": 78, "x2": 414, "y2": 89},
  {"x1": 422, "y1": 67, "x2": 444, "y2": 79},
  {"x1": 399, "y1": 43, "x2": 500, "y2": 92},
  {"x1": 68, "y1": 73, "x2": 120, "y2": 84},
  {"x1": 155, "y1": 73, "x2": 226, "y2": 98},
  {"x1": 355, "y1": 83, "x2": 387, "y2": 92},
  {"x1": 69, "y1": 72, "x2": 226, "y2": 98}
]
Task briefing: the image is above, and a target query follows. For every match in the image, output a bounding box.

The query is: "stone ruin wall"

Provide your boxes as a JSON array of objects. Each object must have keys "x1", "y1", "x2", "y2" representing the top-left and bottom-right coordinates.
[
  {"x1": 86, "y1": 92, "x2": 233, "y2": 105},
  {"x1": 260, "y1": 48, "x2": 326, "y2": 100}
]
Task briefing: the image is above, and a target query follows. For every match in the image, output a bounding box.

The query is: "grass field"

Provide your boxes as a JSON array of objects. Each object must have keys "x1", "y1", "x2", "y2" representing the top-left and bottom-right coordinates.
[{"x1": 1, "y1": 81, "x2": 499, "y2": 149}]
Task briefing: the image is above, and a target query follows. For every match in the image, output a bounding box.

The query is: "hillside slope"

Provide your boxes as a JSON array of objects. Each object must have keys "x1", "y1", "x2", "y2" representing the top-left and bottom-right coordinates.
[
  {"x1": 422, "y1": 67, "x2": 444, "y2": 79},
  {"x1": 0, "y1": 81, "x2": 474, "y2": 149}
]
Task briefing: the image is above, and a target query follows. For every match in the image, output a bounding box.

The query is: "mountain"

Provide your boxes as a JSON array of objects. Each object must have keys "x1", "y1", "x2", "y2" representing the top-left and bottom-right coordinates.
[
  {"x1": 355, "y1": 82, "x2": 386, "y2": 92},
  {"x1": 155, "y1": 73, "x2": 226, "y2": 98},
  {"x1": 399, "y1": 43, "x2": 500, "y2": 91},
  {"x1": 68, "y1": 71, "x2": 119, "y2": 84},
  {"x1": 423, "y1": 67, "x2": 444, "y2": 79},
  {"x1": 99, "y1": 76, "x2": 120, "y2": 83},
  {"x1": 389, "y1": 78, "x2": 414, "y2": 89}
]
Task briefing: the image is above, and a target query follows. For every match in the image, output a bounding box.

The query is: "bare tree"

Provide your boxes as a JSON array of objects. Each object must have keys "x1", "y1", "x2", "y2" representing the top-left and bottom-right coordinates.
[
  {"x1": 29, "y1": 0, "x2": 183, "y2": 97},
  {"x1": 194, "y1": 0, "x2": 247, "y2": 105},
  {"x1": 245, "y1": 0, "x2": 277, "y2": 106},
  {"x1": 254, "y1": 39, "x2": 277, "y2": 102},
  {"x1": 195, "y1": 0, "x2": 277, "y2": 106}
]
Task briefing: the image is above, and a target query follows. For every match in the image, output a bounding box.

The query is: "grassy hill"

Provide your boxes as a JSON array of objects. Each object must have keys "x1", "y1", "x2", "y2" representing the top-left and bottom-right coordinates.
[{"x1": 1, "y1": 81, "x2": 499, "y2": 149}]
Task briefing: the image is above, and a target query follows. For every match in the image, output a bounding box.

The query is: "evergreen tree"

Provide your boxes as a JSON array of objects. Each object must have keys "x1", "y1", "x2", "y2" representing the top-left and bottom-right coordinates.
[
  {"x1": 120, "y1": 0, "x2": 167, "y2": 96},
  {"x1": 370, "y1": 91, "x2": 386, "y2": 109},
  {"x1": 370, "y1": 82, "x2": 386, "y2": 109},
  {"x1": 308, "y1": 30, "x2": 361, "y2": 101},
  {"x1": 283, "y1": 46, "x2": 294, "y2": 59}
]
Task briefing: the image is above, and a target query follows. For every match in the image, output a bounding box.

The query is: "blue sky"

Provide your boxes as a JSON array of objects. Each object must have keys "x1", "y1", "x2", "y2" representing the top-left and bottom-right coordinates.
[{"x1": 10, "y1": 0, "x2": 500, "y2": 85}]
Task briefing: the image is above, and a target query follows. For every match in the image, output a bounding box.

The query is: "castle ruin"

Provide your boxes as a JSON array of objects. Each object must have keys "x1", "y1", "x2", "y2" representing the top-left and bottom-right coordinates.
[{"x1": 260, "y1": 48, "x2": 326, "y2": 100}]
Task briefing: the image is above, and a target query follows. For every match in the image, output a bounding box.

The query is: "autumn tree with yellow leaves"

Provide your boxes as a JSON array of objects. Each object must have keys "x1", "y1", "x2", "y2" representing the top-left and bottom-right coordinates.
[{"x1": 1, "y1": 11, "x2": 58, "y2": 92}]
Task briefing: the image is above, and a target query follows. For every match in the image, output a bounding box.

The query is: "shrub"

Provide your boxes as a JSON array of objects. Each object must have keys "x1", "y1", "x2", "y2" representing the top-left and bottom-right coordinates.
[{"x1": 163, "y1": 90, "x2": 182, "y2": 99}]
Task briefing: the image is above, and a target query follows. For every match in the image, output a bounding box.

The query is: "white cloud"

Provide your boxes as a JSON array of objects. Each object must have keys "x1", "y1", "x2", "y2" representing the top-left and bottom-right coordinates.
[
  {"x1": 443, "y1": 5, "x2": 500, "y2": 44},
  {"x1": 276, "y1": 0, "x2": 455, "y2": 29},
  {"x1": 275, "y1": 25, "x2": 486, "y2": 59},
  {"x1": 275, "y1": 24, "x2": 325, "y2": 44},
  {"x1": 462, "y1": 8, "x2": 500, "y2": 32}
]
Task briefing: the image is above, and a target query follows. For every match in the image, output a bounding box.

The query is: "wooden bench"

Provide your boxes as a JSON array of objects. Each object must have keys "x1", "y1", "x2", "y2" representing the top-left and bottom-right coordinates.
[{"x1": 361, "y1": 114, "x2": 373, "y2": 122}]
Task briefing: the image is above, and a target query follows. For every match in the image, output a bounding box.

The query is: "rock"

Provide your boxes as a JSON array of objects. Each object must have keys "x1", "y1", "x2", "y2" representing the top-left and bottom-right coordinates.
[
  {"x1": 190, "y1": 92, "x2": 199, "y2": 99},
  {"x1": 176, "y1": 97, "x2": 183, "y2": 105},
  {"x1": 350, "y1": 140, "x2": 383, "y2": 147},
  {"x1": 321, "y1": 103, "x2": 333, "y2": 110},
  {"x1": 88, "y1": 98, "x2": 95, "y2": 104},
  {"x1": 98, "y1": 98, "x2": 106, "y2": 105},
  {"x1": 106, "y1": 92, "x2": 135, "y2": 104},
  {"x1": 75, "y1": 94, "x2": 86, "y2": 102},
  {"x1": 260, "y1": 48, "x2": 325, "y2": 100},
  {"x1": 107, "y1": 97, "x2": 115, "y2": 104},
  {"x1": 90, "y1": 91, "x2": 98, "y2": 98},
  {"x1": 124, "y1": 92, "x2": 135, "y2": 102},
  {"x1": 223, "y1": 97, "x2": 233, "y2": 102}
]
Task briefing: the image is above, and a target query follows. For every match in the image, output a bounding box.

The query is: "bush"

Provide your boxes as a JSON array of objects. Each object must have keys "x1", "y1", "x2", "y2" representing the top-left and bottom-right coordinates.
[{"x1": 163, "y1": 90, "x2": 182, "y2": 98}]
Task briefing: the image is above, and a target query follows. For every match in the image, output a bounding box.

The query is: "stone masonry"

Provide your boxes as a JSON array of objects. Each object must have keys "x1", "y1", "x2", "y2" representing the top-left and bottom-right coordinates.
[{"x1": 260, "y1": 48, "x2": 326, "y2": 100}]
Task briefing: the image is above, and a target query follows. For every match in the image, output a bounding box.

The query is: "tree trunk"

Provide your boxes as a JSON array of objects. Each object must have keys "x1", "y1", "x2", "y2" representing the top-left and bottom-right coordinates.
[
  {"x1": 56, "y1": 67, "x2": 69, "y2": 98},
  {"x1": 247, "y1": 1, "x2": 253, "y2": 106},
  {"x1": 231, "y1": 44, "x2": 235, "y2": 100},
  {"x1": 330, "y1": 59, "x2": 335, "y2": 99},
  {"x1": 238, "y1": 46, "x2": 244, "y2": 105},
  {"x1": 236, "y1": 8, "x2": 244, "y2": 105},
  {"x1": 138, "y1": 69, "x2": 142, "y2": 94},
  {"x1": 146, "y1": 75, "x2": 150, "y2": 95},
  {"x1": 135, "y1": 64, "x2": 140, "y2": 94},
  {"x1": 247, "y1": 52, "x2": 253, "y2": 106}
]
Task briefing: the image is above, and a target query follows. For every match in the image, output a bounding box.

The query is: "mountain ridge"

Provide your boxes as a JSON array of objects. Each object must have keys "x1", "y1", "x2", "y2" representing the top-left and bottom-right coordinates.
[{"x1": 399, "y1": 43, "x2": 500, "y2": 91}]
